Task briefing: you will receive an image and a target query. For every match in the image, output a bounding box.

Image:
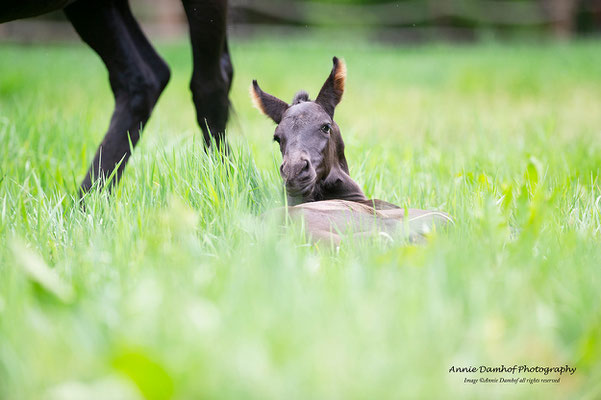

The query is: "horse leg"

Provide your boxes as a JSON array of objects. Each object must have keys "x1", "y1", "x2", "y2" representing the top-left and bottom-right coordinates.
[
  {"x1": 64, "y1": 0, "x2": 170, "y2": 193},
  {"x1": 221, "y1": 38, "x2": 234, "y2": 94},
  {"x1": 181, "y1": 0, "x2": 232, "y2": 149},
  {"x1": 113, "y1": 0, "x2": 171, "y2": 90}
]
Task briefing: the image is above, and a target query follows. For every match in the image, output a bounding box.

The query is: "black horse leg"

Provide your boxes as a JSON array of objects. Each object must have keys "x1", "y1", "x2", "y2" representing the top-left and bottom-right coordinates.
[
  {"x1": 221, "y1": 38, "x2": 234, "y2": 94},
  {"x1": 114, "y1": 0, "x2": 171, "y2": 89},
  {"x1": 181, "y1": 0, "x2": 232, "y2": 149},
  {"x1": 64, "y1": 0, "x2": 170, "y2": 193}
]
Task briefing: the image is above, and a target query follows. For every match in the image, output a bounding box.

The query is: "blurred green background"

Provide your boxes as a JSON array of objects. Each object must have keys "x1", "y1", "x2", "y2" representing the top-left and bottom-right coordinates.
[
  {"x1": 1, "y1": 0, "x2": 600, "y2": 43},
  {"x1": 1, "y1": 1, "x2": 601, "y2": 399}
]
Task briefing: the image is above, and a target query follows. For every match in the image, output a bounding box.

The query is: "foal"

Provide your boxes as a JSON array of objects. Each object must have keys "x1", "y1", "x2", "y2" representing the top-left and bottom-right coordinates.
[{"x1": 251, "y1": 58, "x2": 451, "y2": 243}]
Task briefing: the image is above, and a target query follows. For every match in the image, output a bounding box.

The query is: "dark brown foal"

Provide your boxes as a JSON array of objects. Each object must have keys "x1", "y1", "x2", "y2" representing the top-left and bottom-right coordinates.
[{"x1": 251, "y1": 57, "x2": 452, "y2": 244}]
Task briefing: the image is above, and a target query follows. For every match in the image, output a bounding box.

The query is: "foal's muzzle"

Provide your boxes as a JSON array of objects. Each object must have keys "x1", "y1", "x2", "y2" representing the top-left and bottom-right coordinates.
[{"x1": 280, "y1": 154, "x2": 316, "y2": 197}]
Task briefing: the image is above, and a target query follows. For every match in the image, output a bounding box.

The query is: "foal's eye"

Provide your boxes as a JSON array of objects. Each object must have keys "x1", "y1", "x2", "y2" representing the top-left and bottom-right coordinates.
[
  {"x1": 273, "y1": 135, "x2": 280, "y2": 143},
  {"x1": 321, "y1": 124, "x2": 331, "y2": 134}
]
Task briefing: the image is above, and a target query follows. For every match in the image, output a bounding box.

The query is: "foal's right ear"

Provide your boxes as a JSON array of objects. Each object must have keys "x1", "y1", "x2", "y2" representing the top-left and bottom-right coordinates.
[{"x1": 250, "y1": 80, "x2": 289, "y2": 124}]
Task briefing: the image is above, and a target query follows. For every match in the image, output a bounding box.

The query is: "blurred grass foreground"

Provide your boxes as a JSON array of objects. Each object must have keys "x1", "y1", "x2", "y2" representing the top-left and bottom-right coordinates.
[{"x1": 1, "y1": 2, "x2": 601, "y2": 400}]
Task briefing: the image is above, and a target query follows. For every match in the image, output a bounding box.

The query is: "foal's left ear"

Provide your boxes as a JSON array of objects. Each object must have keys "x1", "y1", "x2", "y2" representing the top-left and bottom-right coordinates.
[
  {"x1": 315, "y1": 57, "x2": 346, "y2": 118},
  {"x1": 250, "y1": 80, "x2": 289, "y2": 124}
]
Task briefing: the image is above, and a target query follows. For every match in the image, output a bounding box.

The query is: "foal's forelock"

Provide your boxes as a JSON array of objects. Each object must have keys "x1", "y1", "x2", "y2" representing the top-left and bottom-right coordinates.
[{"x1": 292, "y1": 90, "x2": 310, "y2": 105}]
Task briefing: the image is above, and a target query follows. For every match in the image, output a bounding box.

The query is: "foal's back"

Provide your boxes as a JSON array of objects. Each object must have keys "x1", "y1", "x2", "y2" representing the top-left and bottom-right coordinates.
[{"x1": 284, "y1": 199, "x2": 452, "y2": 245}]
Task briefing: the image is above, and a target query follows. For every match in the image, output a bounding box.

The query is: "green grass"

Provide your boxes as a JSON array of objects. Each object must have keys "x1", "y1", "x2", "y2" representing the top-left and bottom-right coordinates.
[{"x1": 1, "y1": 35, "x2": 601, "y2": 399}]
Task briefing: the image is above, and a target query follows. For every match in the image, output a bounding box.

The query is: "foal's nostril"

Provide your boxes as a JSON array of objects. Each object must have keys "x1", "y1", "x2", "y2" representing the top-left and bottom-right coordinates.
[{"x1": 301, "y1": 159, "x2": 309, "y2": 172}]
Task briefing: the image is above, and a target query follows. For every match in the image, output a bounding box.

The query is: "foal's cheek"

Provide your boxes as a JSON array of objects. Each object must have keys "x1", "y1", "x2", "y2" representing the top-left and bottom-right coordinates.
[{"x1": 316, "y1": 142, "x2": 330, "y2": 170}]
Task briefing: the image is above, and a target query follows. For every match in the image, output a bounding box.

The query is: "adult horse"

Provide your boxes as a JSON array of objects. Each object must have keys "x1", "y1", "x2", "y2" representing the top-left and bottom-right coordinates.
[{"x1": 1, "y1": 0, "x2": 232, "y2": 192}]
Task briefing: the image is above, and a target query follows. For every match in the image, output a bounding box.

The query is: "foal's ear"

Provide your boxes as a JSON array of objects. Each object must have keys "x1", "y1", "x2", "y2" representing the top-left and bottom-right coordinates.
[
  {"x1": 315, "y1": 57, "x2": 346, "y2": 118},
  {"x1": 250, "y1": 80, "x2": 289, "y2": 124}
]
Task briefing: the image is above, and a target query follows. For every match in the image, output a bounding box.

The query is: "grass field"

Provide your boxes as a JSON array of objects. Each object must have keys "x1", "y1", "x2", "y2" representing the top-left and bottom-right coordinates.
[{"x1": 1, "y1": 35, "x2": 601, "y2": 399}]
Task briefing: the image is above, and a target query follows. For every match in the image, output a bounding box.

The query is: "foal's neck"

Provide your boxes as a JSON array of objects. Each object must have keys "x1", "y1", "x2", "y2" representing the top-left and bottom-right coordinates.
[{"x1": 318, "y1": 164, "x2": 366, "y2": 202}]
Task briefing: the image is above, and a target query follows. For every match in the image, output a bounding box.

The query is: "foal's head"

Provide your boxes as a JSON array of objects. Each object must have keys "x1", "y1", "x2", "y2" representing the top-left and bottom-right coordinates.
[{"x1": 251, "y1": 57, "x2": 366, "y2": 205}]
